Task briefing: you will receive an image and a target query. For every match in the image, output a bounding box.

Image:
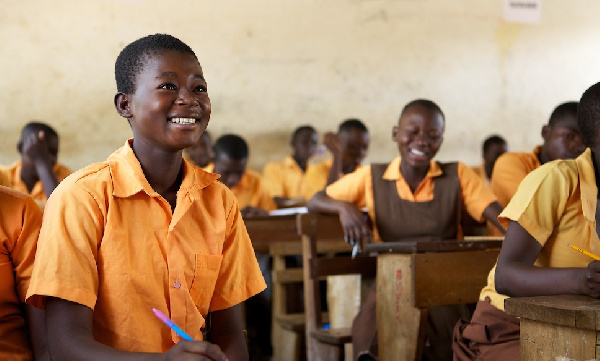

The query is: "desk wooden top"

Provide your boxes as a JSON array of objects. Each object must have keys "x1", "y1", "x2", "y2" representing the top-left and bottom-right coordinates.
[
  {"x1": 365, "y1": 238, "x2": 503, "y2": 254},
  {"x1": 505, "y1": 294, "x2": 600, "y2": 331},
  {"x1": 244, "y1": 215, "x2": 300, "y2": 253}
]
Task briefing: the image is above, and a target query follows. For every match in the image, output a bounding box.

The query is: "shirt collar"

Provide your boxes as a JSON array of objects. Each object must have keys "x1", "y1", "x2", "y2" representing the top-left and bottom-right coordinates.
[
  {"x1": 383, "y1": 156, "x2": 443, "y2": 180},
  {"x1": 109, "y1": 139, "x2": 219, "y2": 198},
  {"x1": 577, "y1": 148, "x2": 597, "y2": 223}
]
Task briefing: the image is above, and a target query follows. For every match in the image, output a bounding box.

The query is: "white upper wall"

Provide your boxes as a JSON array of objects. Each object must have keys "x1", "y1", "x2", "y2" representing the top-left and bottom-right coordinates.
[{"x1": 1, "y1": 0, "x2": 599, "y2": 171}]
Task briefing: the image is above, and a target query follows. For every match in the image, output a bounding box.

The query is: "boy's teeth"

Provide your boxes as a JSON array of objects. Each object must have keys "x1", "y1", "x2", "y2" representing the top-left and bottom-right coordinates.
[
  {"x1": 411, "y1": 148, "x2": 425, "y2": 156},
  {"x1": 171, "y1": 118, "x2": 196, "y2": 124}
]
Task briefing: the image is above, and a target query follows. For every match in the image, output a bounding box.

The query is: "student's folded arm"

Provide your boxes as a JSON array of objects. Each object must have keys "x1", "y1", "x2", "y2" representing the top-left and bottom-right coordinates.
[
  {"x1": 307, "y1": 191, "x2": 370, "y2": 244},
  {"x1": 206, "y1": 304, "x2": 248, "y2": 361},
  {"x1": 27, "y1": 306, "x2": 51, "y2": 361},
  {"x1": 45, "y1": 298, "x2": 226, "y2": 361},
  {"x1": 482, "y1": 201, "x2": 506, "y2": 234},
  {"x1": 494, "y1": 221, "x2": 600, "y2": 298}
]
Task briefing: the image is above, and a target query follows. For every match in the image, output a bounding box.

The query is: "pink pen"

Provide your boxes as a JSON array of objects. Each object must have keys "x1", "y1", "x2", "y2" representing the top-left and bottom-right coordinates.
[{"x1": 152, "y1": 308, "x2": 194, "y2": 341}]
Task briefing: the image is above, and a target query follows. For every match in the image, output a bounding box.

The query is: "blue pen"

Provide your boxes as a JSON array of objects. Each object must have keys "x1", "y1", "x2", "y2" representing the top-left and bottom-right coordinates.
[{"x1": 152, "y1": 308, "x2": 194, "y2": 341}]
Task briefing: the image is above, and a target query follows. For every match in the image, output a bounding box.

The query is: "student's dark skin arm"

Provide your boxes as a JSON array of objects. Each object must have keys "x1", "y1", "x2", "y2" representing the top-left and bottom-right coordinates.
[
  {"x1": 206, "y1": 305, "x2": 248, "y2": 361},
  {"x1": 323, "y1": 132, "x2": 343, "y2": 186},
  {"x1": 45, "y1": 298, "x2": 227, "y2": 361},
  {"x1": 273, "y1": 197, "x2": 305, "y2": 208},
  {"x1": 307, "y1": 191, "x2": 371, "y2": 248},
  {"x1": 27, "y1": 306, "x2": 51, "y2": 361},
  {"x1": 21, "y1": 131, "x2": 60, "y2": 199},
  {"x1": 240, "y1": 206, "x2": 268, "y2": 219},
  {"x1": 481, "y1": 201, "x2": 506, "y2": 234},
  {"x1": 495, "y1": 221, "x2": 600, "y2": 297}
]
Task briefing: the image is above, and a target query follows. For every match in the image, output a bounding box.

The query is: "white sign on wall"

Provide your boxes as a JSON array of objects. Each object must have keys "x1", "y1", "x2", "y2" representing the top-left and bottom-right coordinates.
[{"x1": 503, "y1": 0, "x2": 541, "y2": 24}]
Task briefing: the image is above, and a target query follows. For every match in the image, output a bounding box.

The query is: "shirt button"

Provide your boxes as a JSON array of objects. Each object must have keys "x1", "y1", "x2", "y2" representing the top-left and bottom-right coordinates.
[
  {"x1": 174, "y1": 281, "x2": 181, "y2": 289},
  {"x1": 169, "y1": 228, "x2": 174, "y2": 232}
]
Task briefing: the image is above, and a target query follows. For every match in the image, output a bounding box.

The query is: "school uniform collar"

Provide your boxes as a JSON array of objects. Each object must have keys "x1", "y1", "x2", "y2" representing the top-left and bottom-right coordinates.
[
  {"x1": 109, "y1": 139, "x2": 219, "y2": 198},
  {"x1": 531, "y1": 145, "x2": 543, "y2": 167},
  {"x1": 284, "y1": 155, "x2": 303, "y2": 172},
  {"x1": 382, "y1": 156, "x2": 443, "y2": 181},
  {"x1": 577, "y1": 148, "x2": 597, "y2": 223}
]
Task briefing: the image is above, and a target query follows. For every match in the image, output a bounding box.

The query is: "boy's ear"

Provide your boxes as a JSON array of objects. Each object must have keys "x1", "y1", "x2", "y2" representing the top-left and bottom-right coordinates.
[
  {"x1": 16, "y1": 141, "x2": 23, "y2": 154},
  {"x1": 392, "y1": 126, "x2": 399, "y2": 141},
  {"x1": 541, "y1": 124, "x2": 551, "y2": 142},
  {"x1": 114, "y1": 92, "x2": 133, "y2": 118}
]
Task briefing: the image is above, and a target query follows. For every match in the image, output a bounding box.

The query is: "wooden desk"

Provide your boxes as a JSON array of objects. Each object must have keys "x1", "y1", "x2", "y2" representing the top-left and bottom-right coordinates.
[
  {"x1": 505, "y1": 294, "x2": 600, "y2": 361},
  {"x1": 365, "y1": 239, "x2": 502, "y2": 361},
  {"x1": 244, "y1": 214, "x2": 300, "y2": 253}
]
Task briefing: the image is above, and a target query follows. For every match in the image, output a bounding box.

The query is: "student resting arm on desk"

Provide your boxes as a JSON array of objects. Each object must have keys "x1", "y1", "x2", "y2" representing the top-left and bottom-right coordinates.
[
  {"x1": 453, "y1": 83, "x2": 600, "y2": 361},
  {"x1": 308, "y1": 99, "x2": 505, "y2": 361}
]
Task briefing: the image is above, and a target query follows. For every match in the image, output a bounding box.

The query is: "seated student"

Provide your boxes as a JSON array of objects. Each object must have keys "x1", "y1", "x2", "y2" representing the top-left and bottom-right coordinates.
[
  {"x1": 490, "y1": 101, "x2": 585, "y2": 208},
  {"x1": 471, "y1": 135, "x2": 508, "y2": 187},
  {"x1": 184, "y1": 130, "x2": 214, "y2": 169},
  {"x1": 303, "y1": 118, "x2": 370, "y2": 199},
  {"x1": 308, "y1": 99, "x2": 505, "y2": 361},
  {"x1": 0, "y1": 186, "x2": 48, "y2": 361},
  {"x1": 0, "y1": 121, "x2": 72, "y2": 207},
  {"x1": 25, "y1": 33, "x2": 266, "y2": 361},
  {"x1": 452, "y1": 83, "x2": 598, "y2": 361},
  {"x1": 207, "y1": 134, "x2": 276, "y2": 218},
  {"x1": 262, "y1": 125, "x2": 318, "y2": 208}
]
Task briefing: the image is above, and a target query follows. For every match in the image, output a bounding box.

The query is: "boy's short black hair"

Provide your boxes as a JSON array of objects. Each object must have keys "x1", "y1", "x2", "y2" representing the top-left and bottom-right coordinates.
[
  {"x1": 21, "y1": 121, "x2": 58, "y2": 140},
  {"x1": 548, "y1": 101, "x2": 579, "y2": 127},
  {"x1": 400, "y1": 99, "x2": 445, "y2": 121},
  {"x1": 338, "y1": 118, "x2": 368, "y2": 133},
  {"x1": 482, "y1": 135, "x2": 507, "y2": 154},
  {"x1": 578, "y1": 82, "x2": 600, "y2": 147},
  {"x1": 291, "y1": 125, "x2": 317, "y2": 143},
  {"x1": 115, "y1": 34, "x2": 199, "y2": 94},
  {"x1": 214, "y1": 134, "x2": 248, "y2": 160}
]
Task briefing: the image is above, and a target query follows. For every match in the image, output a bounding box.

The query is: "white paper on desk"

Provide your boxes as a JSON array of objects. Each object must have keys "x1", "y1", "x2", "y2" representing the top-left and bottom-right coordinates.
[
  {"x1": 268, "y1": 206, "x2": 308, "y2": 216},
  {"x1": 503, "y1": 0, "x2": 541, "y2": 24}
]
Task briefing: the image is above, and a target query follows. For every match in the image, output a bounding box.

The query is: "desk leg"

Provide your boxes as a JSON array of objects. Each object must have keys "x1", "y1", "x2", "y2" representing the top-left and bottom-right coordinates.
[{"x1": 377, "y1": 254, "x2": 424, "y2": 361}]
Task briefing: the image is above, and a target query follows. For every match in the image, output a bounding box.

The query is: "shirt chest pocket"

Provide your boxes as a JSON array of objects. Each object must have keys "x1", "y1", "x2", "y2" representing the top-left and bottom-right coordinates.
[{"x1": 189, "y1": 254, "x2": 223, "y2": 313}]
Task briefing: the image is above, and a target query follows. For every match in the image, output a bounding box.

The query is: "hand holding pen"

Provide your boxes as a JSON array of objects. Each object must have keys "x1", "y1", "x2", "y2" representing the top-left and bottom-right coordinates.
[{"x1": 153, "y1": 308, "x2": 228, "y2": 361}]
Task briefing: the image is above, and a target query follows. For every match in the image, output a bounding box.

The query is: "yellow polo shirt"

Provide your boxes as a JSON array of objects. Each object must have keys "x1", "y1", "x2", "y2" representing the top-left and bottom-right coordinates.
[
  {"x1": 262, "y1": 155, "x2": 308, "y2": 199},
  {"x1": 0, "y1": 161, "x2": 72, "y2": 204}
]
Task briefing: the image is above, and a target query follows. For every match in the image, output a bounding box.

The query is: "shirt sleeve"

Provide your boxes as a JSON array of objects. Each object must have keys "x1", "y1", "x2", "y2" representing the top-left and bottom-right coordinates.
[
  {"x1": 458, "y1": 162, "x2": 498, "y2": 222},
  {"x1": 26, "y1": 180, "x2": 104, "y2": 310},
  {"x1": 499, "y1": 161, "x2": 576, "y2": 246},
  {"x1": 325, "y1": 166, "x2": 370, "y2": 209},
  {"x1": 303, "y1": 162, "x2": 329, "y2": 200},
  {"x1": 210, "y1": 194, "x2": 267, "y2": 311},
  {"x1": 490, "y1": 153, "x2": 532, "y2": 207}
]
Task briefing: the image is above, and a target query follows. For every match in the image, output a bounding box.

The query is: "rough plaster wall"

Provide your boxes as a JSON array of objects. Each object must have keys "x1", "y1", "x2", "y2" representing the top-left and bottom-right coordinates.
[{"x1": 1, "y1": 0, "x2": 599, "y2": 172}]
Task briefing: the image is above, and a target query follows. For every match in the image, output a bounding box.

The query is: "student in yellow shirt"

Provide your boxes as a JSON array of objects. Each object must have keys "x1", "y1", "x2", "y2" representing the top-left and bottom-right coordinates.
[
  {"x1": 471, "y1": 135, "x2": 508, "y2": 187},
  {"x1": 453, "y1": 82, "x2": 600, "y2": 361},
  {"x1": 262, "y1": 125, "x2": 317, "y2": 208}
]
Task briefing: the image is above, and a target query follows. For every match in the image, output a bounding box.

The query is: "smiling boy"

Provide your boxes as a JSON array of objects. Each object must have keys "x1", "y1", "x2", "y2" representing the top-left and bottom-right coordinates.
[{"x1": 26, "y1": 34, "x2": 266, "y2": 361}]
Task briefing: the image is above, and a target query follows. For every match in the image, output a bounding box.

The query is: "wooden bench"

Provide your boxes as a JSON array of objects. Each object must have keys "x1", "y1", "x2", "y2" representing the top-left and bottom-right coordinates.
[
  {"x1": 505, "y1": 294, "x2": 600, "y2": 361},
  {"x1": 366, "y1": 238, "x2": 502, "y2": 361},
  {"x1": 297, "y1": 213, "x2": 377, "y2": 361}
]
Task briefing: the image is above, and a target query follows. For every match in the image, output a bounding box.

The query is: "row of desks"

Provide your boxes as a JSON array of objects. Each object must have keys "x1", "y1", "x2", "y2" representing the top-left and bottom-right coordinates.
[{"x1": 245, "y1": 213, "x2": 502, "y2": 361}]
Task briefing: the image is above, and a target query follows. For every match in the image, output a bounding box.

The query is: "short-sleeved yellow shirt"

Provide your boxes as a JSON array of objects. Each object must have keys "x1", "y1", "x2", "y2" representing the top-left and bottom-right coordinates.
[
  {"x1": 0, "y1": 186, "x2": 42, "y2": 361},
  {"x1": 325, "y1": 157, "x2": 497, "y2": 241},
  {"x1": 262, "y1": 155, "x2": 308, "y2": 199},
  {"x1": 471, "y1": 162, "x2": 489, "y2": 187},
  {"x1": 0, "y1": 160, "x2": 72, "y2": 204},
  {"x1": 489, "y1": 146, "x2": 542, "y2": 207},
  {"x1": 480, "y1": 148, "x2": 599, "y2": 311},
  {"x1": 304, "y1": 159, "x2": 364, "y2": 200},
  {"x1": 26, "y1": 139, "x2": 266, "y2": 352}
]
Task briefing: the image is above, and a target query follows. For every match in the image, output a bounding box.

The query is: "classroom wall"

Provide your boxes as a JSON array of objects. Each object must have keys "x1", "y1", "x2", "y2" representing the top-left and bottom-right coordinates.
[{"x1": 1, "y1": 0, "x2": 599, "y2": 172}]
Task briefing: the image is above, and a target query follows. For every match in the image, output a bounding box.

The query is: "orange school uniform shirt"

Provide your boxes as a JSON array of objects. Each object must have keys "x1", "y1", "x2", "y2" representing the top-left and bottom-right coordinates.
[
  {"x1": 262, "y1": 155, "x2": 308, "y2": 199},
  {"x1": 0, "y1": 160, "x2": 72, "y2": 203},
  {"x1": 325, "y1": 157, "x2": 497, "y2": 241},
  {"x1": 470, "y1": 163, "x2": 489, "y2": 187},
  {"x1": 0, "y1": 186, "x2": 43, "y2": 361},
  {"x1": 303, "y1": 159, "x2": 363, "y2": 200},
  {"x1": 489, "y1": 146, "x2": 542, "y2": 207},
  {"x1": 26, "y1": 140, "x2": 266, "y2": 353},
  {"x1": 205, "y1": 164, "x2": 276, "y2": 212}
]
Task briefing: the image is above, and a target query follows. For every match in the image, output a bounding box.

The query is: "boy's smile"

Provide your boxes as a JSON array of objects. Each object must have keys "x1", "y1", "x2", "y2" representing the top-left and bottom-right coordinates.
[{"x1": 117, "y1": 50, "x2": 211, "y2": 153}]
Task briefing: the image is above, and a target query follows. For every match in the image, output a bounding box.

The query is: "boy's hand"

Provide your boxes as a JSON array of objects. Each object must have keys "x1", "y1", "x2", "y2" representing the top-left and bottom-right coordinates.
[
  {"x1": 22, "y1": 131, "x2": 54, "y2": 166},
  {"x1": 323, "y1": 132, "x2": 342, "y2": 155},
  {"x1": 163, "y1": 340, "x2": 227, "y2": 361},
  {"x1": 582, "y1": 261, "x2": 600, "y2": 298},
  {"x1": 338, "y1": 203, "x2": 371, "y2": 251}
]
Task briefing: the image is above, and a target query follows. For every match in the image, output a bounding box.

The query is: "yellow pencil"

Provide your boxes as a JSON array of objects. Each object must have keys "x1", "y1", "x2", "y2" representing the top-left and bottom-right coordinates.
[{"x1": 568, "y1": 243, "x2": 600, "y2": 261}]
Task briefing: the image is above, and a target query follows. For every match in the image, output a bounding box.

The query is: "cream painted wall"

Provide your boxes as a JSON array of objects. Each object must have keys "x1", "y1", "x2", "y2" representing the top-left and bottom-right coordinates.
[{"x1": 1, "y1": 0, "x2": 599, "y2": 172}]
